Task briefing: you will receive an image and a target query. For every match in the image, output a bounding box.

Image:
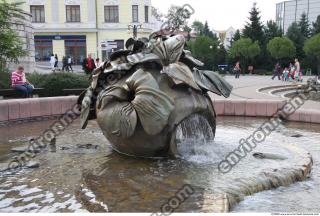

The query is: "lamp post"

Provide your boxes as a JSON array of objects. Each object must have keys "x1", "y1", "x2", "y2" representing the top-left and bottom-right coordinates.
[{"x1": 128, "y1": 24, "x2": 142, "y2": 39}]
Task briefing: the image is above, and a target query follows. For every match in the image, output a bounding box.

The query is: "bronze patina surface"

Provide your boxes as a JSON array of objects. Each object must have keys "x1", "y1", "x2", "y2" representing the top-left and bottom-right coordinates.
[{"x1": 78, "y1": 34, "x2": 233, "y2": 157}]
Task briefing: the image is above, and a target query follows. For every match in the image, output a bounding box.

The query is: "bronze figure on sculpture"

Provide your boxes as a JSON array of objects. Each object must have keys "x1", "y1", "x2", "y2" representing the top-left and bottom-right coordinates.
[{"x1": 78, "y1": 33, "x2": 233, "y2": 158}]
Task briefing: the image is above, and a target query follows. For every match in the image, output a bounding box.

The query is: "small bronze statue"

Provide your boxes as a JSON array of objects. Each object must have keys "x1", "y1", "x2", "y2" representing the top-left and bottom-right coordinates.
[{"x1": 78, "y1": 34, "x2": 233, "y2": 158}]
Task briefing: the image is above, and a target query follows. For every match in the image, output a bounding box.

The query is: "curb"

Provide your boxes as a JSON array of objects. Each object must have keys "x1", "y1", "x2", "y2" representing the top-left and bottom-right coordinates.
[{"x1": 1, "y1": 97, "x2": 320, "y2": 124}]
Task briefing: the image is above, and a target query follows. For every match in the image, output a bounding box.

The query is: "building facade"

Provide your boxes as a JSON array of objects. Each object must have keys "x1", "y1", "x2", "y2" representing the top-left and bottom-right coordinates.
[
  {"x1": 276, "y1": 0, "x2": 320, "y2": 34},
  {"x1": 212, "y1": 27, "x2": 235, "y2": 49},
  {"x1": 11, "y1": 0, "x2": 158, "y2": 63}
]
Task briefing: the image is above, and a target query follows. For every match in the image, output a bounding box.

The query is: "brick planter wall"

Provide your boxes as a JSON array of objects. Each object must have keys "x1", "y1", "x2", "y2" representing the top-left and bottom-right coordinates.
[{"x1": 0, "y1": 97, "x2": 320, "y2": 124}]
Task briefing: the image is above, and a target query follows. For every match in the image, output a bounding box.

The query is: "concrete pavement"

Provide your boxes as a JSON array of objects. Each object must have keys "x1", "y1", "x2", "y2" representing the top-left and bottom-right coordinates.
[{"x1": 210, "y1": 75, "x2": 320, "y2": 110}]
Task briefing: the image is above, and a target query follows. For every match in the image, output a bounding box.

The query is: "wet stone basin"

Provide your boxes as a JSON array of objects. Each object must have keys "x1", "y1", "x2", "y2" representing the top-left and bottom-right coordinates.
[{"x1": 0, "y1": 117, "x2": 319, "y2": 213}]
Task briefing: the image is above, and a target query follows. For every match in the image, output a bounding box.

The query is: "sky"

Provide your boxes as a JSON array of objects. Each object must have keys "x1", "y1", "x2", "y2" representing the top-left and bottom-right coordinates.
[{"x1": 152, "y1": 0, "x2": 283, "y2": 30}]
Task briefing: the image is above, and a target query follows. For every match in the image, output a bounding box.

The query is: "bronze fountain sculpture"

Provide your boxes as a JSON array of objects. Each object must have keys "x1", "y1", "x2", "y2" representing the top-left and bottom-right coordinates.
[{"x1": 78, "y1": 33, "x2": 233, "y2": 158}]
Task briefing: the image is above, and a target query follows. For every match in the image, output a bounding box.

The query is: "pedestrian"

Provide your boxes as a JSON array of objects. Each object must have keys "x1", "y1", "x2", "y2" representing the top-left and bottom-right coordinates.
[
  {"x1": 95, "y1": 58, "x2": 101, "y2": 68},
  {"x1": 294, "y1": 58, "x2": 302, "y2": 82},
  {"x1": 11, "y1": 65, "x2": 34, "y2": 98},
  {"x1": 82, "y1": 54, "x2": 96, "y2": 75},
  {"x1": 272, "y1": 62, "x2": 281, "y2": 80},
  {"x1": 62, "y1": 56, "x2": 68, "y2": 71},
  {"x1": 288, "y1": 63, "x2": 294, "y2": 81},
  {"x1": 67, "y1": 56, "x2": 73, "y2": 72},
  {"x1": 50, "y1": 54, "x2": 55, "y2": 72},
  {"x1": 54, "y1": 54, "x2": 59, "y2": 71},
  {"x1": 234, "y1": 61, "x2": 241, "y2": 79},
  {"x1": 282, "y1": 67, "x2": 289, "y2": 81}
]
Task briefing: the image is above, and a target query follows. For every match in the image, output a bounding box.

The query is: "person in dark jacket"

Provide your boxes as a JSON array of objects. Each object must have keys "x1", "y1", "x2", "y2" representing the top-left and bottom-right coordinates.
[
  {"x1": 82, "y1": 54, "x2": 96, "y2": 75},
  {"x1": 272, "y1": 62, "x2": 281, "y2": 80},
  {"x1": 54, "y1": 54, "x2": 59, "y2": 71},
  {"x1": 62, "y1": 56, "x2": 68, "y2": 71}
]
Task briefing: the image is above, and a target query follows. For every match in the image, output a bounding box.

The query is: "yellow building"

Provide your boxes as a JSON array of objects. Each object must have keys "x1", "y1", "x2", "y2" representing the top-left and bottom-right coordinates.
[{"x1": 12, "y1": 0, "x2": 157, "y2": 64}]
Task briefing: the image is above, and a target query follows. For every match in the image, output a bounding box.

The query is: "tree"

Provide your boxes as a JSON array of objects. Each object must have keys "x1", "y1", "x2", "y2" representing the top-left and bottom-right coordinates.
[
  {"x1": 286, "y1": 22, "x2": 305, "y2": 59},
  {"x1": 298, "y1": 12, "x2": 311, "y2": 38},
  {"x1": 0, "y1": 1, "x2": 27, "y2": 69},
  {"x1": 216, "y1": 43, "x2": 227, "y2": 65},
  {"x1": 304, "y1": 33, "x2": 320, "y2": 73},
  {"x1": 242, "y1": 3, "x2": 265, "y2": 45},
  {"x1": 151, "y1": 6, "x2": 164, "y2": 21},
  {"x1": 188, "y1": 36, "x2": 219, "y2": 70},
  {"x1": 231, "y1": 29, "x2": 241, "y2": 45},
  {"x1": 202, "y1": 21, "x2": 218, "y2": 40},
  {"x1": 264, "y1": 20, "x2": 282, "y2": 42},
  {"x1": 192, "y1": 20, "x2": 204, "y2": 35},
  {"x1": 312, "y1": 15, "x2": 320, "y2": 36},
  {"x1": 267, "y1": 37, "x2": 296, "y2": 63},
  {"x1": 166, "y1": 5, "x2": 192, "y2": 31},
  {"x1": 229, "y1": 38, "x2": 261, "y2": 72}
]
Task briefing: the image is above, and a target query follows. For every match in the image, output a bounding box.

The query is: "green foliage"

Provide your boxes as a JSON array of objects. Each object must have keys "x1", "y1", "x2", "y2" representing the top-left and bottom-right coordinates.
[
  {"x1": 216, "y1": 43, "x2": 227, "y2": 65},
  {"x1": 298, "y1": 12, "x2": 311, "y2": 38},
  {"x1": 230, "y1": 29, "x2": 241, "y2": 47},
  {"x1": 192, "y1": 20, "x2": 204, "y2": 35},
  {"x1": 267, "y1": 37, "x2": 296, "y2": 61},
  {"x1": 229, "y1": 38, "x2": 261, "y2": 71},
  {"x1": 0, "y1": 1, "x2": 28, "y2": 68},
  {"x1": 304, "y1": 34, "x2": 320, "y2": 73},
  {"x1": 188, "y1": 36, "x2": 219, "y2": 70},
  {"x1": 151, "y1": 6, "x2": 164, "y2": 21},
  {"x1": 166, "y1": 5, "x2": 192, "y2": 31},
  {"x1": 286, "y1": 22, "x2": 305, "y2": 59},
  {"x1": 202, "y1": 21, "x2": 218, "y2": 40},
  {"x1": 0, "y1": 71, "x2": 89, "y2": 94},
  {"x1": 191, "y1": 20, "x2": 218, "y2": 40},
  {"x1": 28, "y1": 73, "x2": 89, "y2": 97},
  {"x1": 242, "y1": 3, "x2": 265, "y2": 45},
  {"x1": 0, "y1": 69, "x2": 11, "y2": 89},
  {"x1": 264, "y1": 20, "x2": 282, "y2": 42},
  {"x1": 304, "y1": 34, "x2": 320, "y2": 59},
  {"x1": 312, "y1": 15, "x2": 320, "y2": 36}
]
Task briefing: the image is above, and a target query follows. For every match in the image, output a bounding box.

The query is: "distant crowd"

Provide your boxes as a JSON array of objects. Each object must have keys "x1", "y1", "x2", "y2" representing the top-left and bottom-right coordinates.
[
  {"x1": 272, "y1": 58, "x2": 303, "y2": 82},
  {"x1": 49, "y1": 54, "x2": 102, "y2": 75},
  {"x1": 232, "y1": 58, "x2": 304, "y2": 82}
]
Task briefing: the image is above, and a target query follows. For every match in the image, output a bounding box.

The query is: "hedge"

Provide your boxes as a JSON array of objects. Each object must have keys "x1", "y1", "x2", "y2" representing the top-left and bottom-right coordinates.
[{"x1": 0, "y1": 71, "x2": 90, "y2": 96}]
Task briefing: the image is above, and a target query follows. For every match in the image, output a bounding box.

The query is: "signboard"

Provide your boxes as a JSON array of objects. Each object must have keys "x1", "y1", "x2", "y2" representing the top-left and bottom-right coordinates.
[{"x1": 101, "y1": 40, "x2": 118, "y2": 51}]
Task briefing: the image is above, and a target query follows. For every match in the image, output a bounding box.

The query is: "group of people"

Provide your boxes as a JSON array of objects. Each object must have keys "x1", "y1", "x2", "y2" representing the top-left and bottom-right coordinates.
[
  {"x1": 49, "y1": 54, "x2": 102, "y2": 74},
  {"x1": 272, "y1": 58, "x2": 302, "y2": 82},
  {"x1": 82, "y1": 54, "x2": 101, "y2": 75},
  {"x1": 50, "y1": 54, "x2": 73, "y2": 72}
]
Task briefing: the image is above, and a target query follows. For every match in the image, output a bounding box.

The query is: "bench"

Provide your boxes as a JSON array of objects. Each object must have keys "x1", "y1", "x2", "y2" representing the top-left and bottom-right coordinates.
[
  {"x1": 62, "y1": 88, "x2": 85, "y2": 96},
  {"x1": 0, "y1": 88, "x2": 45, "y2": 100}
]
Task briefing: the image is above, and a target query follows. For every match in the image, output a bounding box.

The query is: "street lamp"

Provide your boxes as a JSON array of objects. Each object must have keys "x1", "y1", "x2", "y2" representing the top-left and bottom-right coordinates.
[{"x1": 128, "y1": 24, "x2": 142, "y2": 39}]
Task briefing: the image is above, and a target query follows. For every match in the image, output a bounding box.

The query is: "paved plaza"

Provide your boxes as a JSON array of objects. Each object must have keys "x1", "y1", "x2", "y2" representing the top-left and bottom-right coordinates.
[{"x1": 210, "y1": 75, "x2": 320, "y2": 111}]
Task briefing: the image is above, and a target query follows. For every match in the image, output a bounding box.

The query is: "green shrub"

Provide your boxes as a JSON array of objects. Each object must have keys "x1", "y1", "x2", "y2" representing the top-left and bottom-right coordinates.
[
  {"x1": 0, "y1": 69, "x2": 11, "y2": 89},
  {"x1": 27, "y1": 72, "x2": 89, "y2": 97}
]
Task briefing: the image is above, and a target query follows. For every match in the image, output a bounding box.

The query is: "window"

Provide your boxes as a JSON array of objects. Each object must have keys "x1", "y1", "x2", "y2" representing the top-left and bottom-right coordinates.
[
  {"x1": 132, "y1": 5, "x2": 138, "y2": 22},
  {"x1": 144, "y1": 6, "x2": 149, "y2": 23},
  {"x1": 66, "y1": 5, "x2": 80, "y2": 22},
  {"x1": 30, "y1": 5, "x2": 45, "y2": 23},
  {"x1": 104, "y1": 6, "x2": 119, "y2": 23}
]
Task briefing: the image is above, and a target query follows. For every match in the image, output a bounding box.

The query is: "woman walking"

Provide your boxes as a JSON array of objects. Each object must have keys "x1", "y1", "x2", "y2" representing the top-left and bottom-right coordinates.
[
  {"x1": 234, "y1": 61, "x2": 241, "y2": 79},
  {"x1": 54, "y1": 54, "x2": 59, "y2": 71},
  {"x1": 50, "y1": 54, "x2": 55, "y2": 72}
]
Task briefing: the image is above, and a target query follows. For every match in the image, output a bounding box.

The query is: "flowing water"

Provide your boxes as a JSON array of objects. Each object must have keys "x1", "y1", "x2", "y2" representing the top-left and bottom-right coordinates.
[{"x1": 0, "y1": 116, "x2": 319, "y2": 213}]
